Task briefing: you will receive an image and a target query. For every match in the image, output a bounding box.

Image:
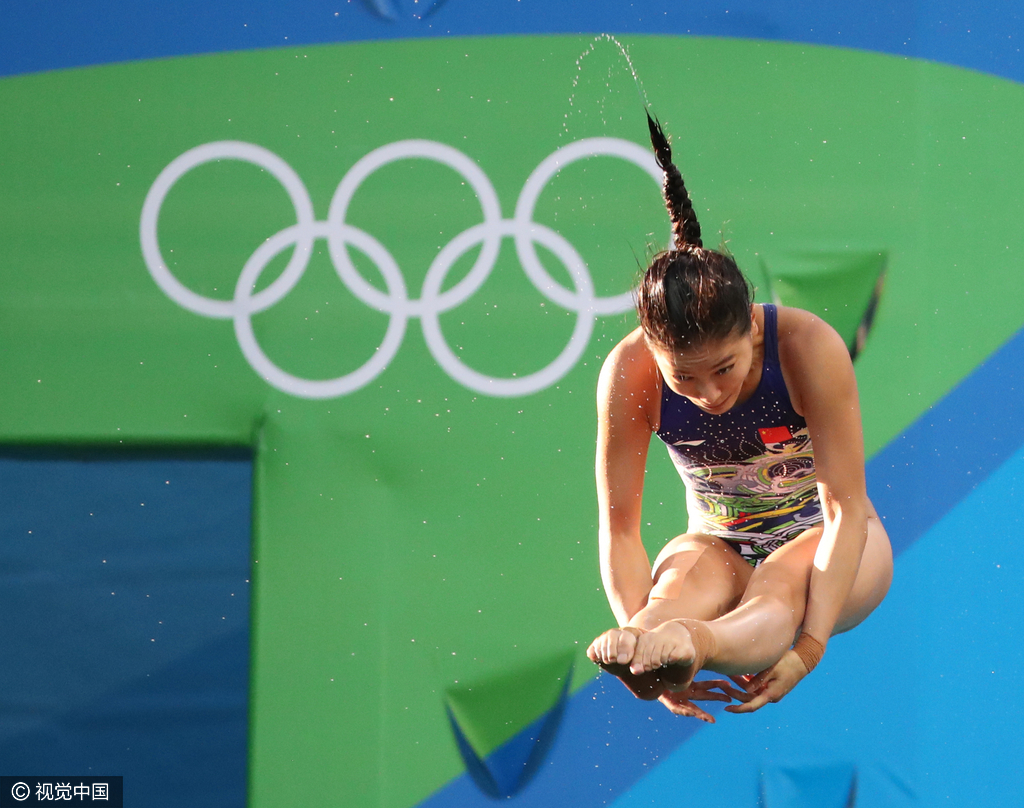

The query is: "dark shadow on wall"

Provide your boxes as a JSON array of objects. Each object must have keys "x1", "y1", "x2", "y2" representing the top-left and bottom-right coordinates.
[{"x1": 0, "y1": 449, "x2": 252, "y2": 808}]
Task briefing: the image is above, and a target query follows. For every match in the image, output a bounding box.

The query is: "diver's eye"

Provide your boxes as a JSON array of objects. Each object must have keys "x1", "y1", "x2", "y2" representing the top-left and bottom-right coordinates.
[{"x1": 716, "y1": 365, "x2": 733, "y2": 376}]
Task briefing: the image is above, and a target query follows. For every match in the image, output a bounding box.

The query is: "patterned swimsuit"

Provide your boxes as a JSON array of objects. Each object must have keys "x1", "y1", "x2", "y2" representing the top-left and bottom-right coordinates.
[{"x1": 655, "y1": 304, "x2": 823, "y2": 566}]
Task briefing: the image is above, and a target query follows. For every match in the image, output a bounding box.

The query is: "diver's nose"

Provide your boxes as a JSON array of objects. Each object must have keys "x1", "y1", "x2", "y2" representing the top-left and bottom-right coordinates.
[{"x1": 696, "y1": 380, "x2": 722, "y2": 406}]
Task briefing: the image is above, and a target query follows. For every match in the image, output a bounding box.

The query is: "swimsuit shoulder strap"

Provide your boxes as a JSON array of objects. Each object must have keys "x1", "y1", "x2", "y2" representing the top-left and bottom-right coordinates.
[{"x1": 761, "y1": 303, "x2": 780, "y2": 366}]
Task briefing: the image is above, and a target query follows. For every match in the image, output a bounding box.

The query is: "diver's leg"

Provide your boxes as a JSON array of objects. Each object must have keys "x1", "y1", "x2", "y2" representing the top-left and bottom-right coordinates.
[
  {"x1": 587, "y1": 534, "x2": 751, "y2": 699},
  {"x1": 632, "y1": 533, "x2": 754, "y2": 629},
  {"x1": 634, "y1": 513, "x2": 893, "y2": 680}
]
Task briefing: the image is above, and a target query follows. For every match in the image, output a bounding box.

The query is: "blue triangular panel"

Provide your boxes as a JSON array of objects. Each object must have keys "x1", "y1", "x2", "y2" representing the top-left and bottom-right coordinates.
[{"x1": 761, "y1": 764, "x2": 856, "y2": 808}]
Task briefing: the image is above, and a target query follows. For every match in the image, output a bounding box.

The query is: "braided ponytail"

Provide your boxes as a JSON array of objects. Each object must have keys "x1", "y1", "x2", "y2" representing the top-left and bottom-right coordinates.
[
  {"x1": 646, "y1": 111, "x2": 702, "y2": 249},
  {"x1": 637, "y1": 113, "x2": 752, "y2": 351}
]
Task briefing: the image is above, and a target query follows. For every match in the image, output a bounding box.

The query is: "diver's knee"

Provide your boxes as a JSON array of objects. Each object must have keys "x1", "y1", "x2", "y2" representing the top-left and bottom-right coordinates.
[{"x1": 631, "y1": 608, "x2": 665, "y2": 632}]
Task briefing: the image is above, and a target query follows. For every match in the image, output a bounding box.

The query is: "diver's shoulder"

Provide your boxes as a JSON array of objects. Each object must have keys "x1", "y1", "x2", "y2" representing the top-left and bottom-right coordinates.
[
  {"x1": 599, "y1": 328, "x2": 659, "y2": 394},
  {"x1": 607, "y1": 327, "x2": 650, "y2": 362},
  {"x1": 774, "y1": 306, "x2": 847, "y2": 355}
]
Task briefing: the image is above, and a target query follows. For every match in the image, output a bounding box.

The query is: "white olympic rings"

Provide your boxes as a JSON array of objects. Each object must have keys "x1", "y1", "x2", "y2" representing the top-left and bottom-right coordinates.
[{"x1": 140, "y1": 137, "x2": 663, "y2": 398}]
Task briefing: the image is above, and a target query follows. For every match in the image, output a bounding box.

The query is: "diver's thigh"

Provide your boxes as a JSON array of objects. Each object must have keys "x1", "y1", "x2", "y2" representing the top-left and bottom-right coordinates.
[
  {"x1": 736, "y1": 516, "x2": 893, "y2": 634},
  {"x1": 737, "y1": 526, "x2": 822, "y2": 605},
  {"x1": 648, "y1": 533, "x2": 752, "y2": 611},
  {"x1": 834, "y1": 513, "x2": 893, "y2": 634}
]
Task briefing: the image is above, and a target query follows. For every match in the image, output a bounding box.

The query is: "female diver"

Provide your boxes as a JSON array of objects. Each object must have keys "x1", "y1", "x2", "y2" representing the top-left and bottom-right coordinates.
[{"x1": 586, "y1": 116, "x2": 893, "y2": 721}]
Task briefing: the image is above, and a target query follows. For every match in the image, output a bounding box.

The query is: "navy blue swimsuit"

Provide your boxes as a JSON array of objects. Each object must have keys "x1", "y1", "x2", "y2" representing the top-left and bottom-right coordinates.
[{"x1": 655, "y1": 304, "x2": 822, "y2": 566}]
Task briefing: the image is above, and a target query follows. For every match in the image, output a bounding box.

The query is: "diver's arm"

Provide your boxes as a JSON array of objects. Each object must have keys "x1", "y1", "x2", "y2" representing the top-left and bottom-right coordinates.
[{"x1": 596, "y1": 333, "x2": 660, "y2": 626}]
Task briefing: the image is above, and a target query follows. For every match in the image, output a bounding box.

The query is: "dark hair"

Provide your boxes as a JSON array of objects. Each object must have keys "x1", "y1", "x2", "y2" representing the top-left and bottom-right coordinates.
[{"x1": 637, "y1": 113, "x2": 753, "y2": 351}]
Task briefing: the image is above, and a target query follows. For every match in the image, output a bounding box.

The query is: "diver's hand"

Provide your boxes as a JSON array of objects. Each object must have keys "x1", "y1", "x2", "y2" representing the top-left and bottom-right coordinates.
[
  {"x1": 657, "y1": 678, "x2": 750, "y2": 722},
  {"x1": 724, "y1": 650, "x2": 810, "y2": 714}
]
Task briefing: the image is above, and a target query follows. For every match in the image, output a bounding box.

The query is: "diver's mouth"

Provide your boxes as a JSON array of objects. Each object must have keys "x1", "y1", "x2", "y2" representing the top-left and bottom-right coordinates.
[{"x1": 698, "y1": 397, "x2": 732, "y2": 414}]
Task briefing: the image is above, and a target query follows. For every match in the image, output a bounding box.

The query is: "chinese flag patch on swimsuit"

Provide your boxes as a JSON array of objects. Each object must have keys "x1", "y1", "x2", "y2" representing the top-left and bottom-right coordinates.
[{"x1": 759, "y1": 425, "x2": 793, "y2": 444}]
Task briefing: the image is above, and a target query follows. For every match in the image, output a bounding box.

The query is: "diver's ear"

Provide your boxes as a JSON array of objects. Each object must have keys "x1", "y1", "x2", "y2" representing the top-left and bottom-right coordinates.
[{"x1": 750, "y1": 305, "x2": 759, "y2": 337}]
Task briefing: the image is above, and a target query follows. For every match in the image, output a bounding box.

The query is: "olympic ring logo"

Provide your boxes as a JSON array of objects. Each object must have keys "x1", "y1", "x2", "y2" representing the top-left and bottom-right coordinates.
[{"x1": 140, "y1": 138, "x2": 662, "y2": 398}]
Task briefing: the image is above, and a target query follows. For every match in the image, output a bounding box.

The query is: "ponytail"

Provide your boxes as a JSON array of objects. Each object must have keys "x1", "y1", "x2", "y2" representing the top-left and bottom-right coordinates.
[
  {"x1": 638, "y1": 113, "x2": 752, "y2": 350},
  {"x1": 647, "y1": 111, "x2": 702, "y2": 249}
]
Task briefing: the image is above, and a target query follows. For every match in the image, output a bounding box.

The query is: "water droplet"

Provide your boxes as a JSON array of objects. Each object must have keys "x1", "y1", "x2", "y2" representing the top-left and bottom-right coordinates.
[{"x1": 564, "y1": 33, "x2": 652, "y2": 138}]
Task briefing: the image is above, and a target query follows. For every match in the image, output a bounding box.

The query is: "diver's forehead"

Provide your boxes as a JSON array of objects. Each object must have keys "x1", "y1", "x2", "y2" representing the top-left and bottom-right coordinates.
[{"x1": 652, "y1": 341, "x2": 738, "y2": 371}]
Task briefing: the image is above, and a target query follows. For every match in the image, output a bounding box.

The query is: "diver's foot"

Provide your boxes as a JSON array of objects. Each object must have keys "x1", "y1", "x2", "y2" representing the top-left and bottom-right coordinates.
[
  {"x1": 587, "y1": 627, "x2": 665, "y2": 701},
  {"x1": 587, "y1": 626, "x2": 643, "y2": 667},
  {"x1": 630, "y1": 619, "x2": 718, "y2": 694}
]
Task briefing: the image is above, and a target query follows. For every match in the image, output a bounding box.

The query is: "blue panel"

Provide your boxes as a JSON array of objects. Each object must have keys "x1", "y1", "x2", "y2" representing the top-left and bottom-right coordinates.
[
  {"x1": 760, "y1": 763, "x2": 856, "y2": 808},
  {"x1": 2, "y1": 1, "x2": 1024, "y2": 83},
  {"x1": 0, "y1": 453, "x2": 251, "y2": 808},
  {"x1": 867, "y1": 320, "x2": 1024, "y2": 557},
  {"x1": 612, "y1": 437, "x2": 1024, "y2": 807}
]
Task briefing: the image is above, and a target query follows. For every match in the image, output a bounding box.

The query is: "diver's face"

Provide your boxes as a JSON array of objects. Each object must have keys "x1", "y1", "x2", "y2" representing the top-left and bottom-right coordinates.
[{"x1": 650, "y1": 329, "x2": 755, "y2": 414}]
